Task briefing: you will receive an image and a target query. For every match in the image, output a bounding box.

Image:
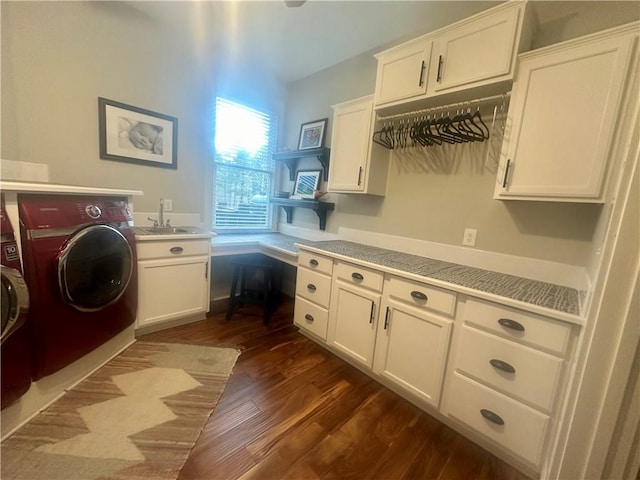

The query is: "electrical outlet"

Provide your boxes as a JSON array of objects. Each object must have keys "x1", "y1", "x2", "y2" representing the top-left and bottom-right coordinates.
[
  {"x1": 463, "y1": 228, "x2": 477, "y2": 247},
  {"x1": 163, "y1": 199, "x2": 173, "y2": 212}
]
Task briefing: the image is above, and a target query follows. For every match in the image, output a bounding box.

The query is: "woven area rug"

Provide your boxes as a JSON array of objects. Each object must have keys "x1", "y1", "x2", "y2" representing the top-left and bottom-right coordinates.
[{"x1": 1, "y1": 341, "x2": 240, "y2": 480}]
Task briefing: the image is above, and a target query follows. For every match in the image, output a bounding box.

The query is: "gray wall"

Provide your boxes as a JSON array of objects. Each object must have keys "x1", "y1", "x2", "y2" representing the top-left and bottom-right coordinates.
[
  {"x1": 280, "y1": 1, "x2": 640, "y2": 268},
  {"x1": 1, "y1": 1, "x2": 286, "y2": 221}
]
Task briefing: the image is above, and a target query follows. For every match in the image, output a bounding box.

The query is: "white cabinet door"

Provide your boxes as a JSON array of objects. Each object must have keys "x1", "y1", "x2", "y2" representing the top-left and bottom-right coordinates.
[
  {"x1": 373, "y1": 299, "x2": 452, "y2": 408},
  {"x1": 495, "y1": 33, "x2": 635, "y2": 202},
  {"x1": 429, "y1": 6, "x2": 521, "y2": 94},
  {"x1": 328, "y1": 281, "x2": 380, "y2": 369},
  {"x1": 374, "y1": 38, "x2": 432, "y2": 106},
  {"x1": 137, "y1": 255, "x2": 209, "y2": 327},
  {"x1": 328, "y1": 95, "x2": 389, "y2": 196}
]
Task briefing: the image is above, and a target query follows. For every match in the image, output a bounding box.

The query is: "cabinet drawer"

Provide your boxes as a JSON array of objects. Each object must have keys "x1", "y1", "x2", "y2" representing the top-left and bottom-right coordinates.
[
  {"x1": 447, "y1": 372, "x2": 549, "y2": 466},
  {"x1": 335, "y1": 261, "x2": 383, "y2": 292},
  {"x1": 136, "y1": 240, "x2": 210, "y2": 260},
  {"x1": 294, "y1": 296, "x2": 329, "y2": 341},
  {"x1": 296, "y1": 268, "x2": 331, "y2": 308},
  {"x1": 463, "y1": 298, "x2": 573, "y2": 356},
  {"x1": 456, "y1": 325, "x2": 563, "y2": 412},
  {"x1": 298, "y1": 251, "x2": 333, "y2": 276},
  {"x1": 386, "y1": 276, "x2": 456, "y2": 317}
]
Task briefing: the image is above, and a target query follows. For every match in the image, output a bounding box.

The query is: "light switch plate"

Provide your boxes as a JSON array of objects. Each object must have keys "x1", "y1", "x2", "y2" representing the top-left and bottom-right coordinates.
[
  {"x1": 163, "y1": 199, "x2": 173, "y2": 212},
  {"x1": 463, "y1": 228, "x2": 477, "y2": 247}
]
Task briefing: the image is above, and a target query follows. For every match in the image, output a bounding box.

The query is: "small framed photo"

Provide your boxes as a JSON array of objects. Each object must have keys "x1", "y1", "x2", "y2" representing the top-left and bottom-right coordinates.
[
  {"x1": 292, "y1": 170, "x2": 322, "y2": 199},
  {"x1": 298, "y1": 118, "x2": 328, "y2": 150},
  {"x1": 98, "y1": 97, "x2": 178, "y2": 169}
]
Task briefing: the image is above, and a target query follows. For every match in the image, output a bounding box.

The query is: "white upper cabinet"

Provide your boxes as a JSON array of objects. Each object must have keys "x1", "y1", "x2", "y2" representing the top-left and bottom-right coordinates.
[
  {"x1": 428, "y1": 5, "x2": 524, "y2": 94},
  {"x1": 373, "y1": 1, "x2": 531, "y2": 111},
  {"x1": 494, "y1": 27, "x2": 637, "y2": 202},
  {"x1": 328, "y1": 95, "x2": 389, "y2": 195},
  {"x1": 373, "y1": 38, "x2": 432, "y2": 106}
]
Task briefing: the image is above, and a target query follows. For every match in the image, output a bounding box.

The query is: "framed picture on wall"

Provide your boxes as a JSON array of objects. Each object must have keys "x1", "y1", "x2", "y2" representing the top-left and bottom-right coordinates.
[
  {"x1": 292, "y1": 169, "x2": 322, "y2": 199},
  {"x1": 297, "y1": 118, "x2": 328, "y2": 150},
  {"x1": 98, "y1": 97, "x2": 178, "y2": 169}
]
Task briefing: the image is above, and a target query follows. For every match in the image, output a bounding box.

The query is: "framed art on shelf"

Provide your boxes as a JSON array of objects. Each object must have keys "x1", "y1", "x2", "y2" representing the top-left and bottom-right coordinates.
[
  {"x1": 98, "y1": 97, "x2": 178, "y2": 169},
  {"x1": 298, "y1": 118, "x2": 328, "y2": 150},
  {"x1": 292, "y1": 170, "x2": 322, "y2": 199}
]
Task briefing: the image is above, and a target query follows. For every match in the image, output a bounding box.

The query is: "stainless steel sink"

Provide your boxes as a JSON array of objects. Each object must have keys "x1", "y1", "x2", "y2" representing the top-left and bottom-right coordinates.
[
  {"x1": 137, "y1": 226, "x2": 205, "y2": 235},
  {"x1": 146, "y1": 226, "x2": 190, "y2": 234}
]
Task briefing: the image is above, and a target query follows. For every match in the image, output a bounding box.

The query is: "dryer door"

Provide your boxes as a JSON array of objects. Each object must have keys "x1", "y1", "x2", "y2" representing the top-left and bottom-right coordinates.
[
  {"x1": 1, "y1": 266, "x2": 29, "y2": 344},
  {"x1": 58, "y1": 224, "x2": 133, "y2": 312}
]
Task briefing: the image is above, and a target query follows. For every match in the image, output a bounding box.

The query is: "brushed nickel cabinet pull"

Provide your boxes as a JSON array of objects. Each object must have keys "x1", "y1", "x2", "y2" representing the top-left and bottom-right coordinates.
[
  {"x1": 170, "y1": 246, "x2": 183, "y2": 254},
  {"x1": 369, "y1": 301, "x2": 375, "y2": 324},
  {"x1": 436, "y1": 55, "x2": 443, "y2": 83},
  {"x1": 351, "y1": 272, "x2": 364, "y2": 281},
  {"x1": 502, "y1": 159, "x2": 511, "y2": 188},
  {"x1": 410, "y1": 290, "x2": 428, "y2": 301},
  {"x1": 307, "y1": 283, "x2": 317, "y2": 292},
  {"x1": 480, "y1": 408, "x2": 505, "y2": 426},
  {"x1": 384, "y1": 307, "x2": 390, "y2": 330},
  {"x1": 309, "y1": 259, "x2": 319, "y2": 267},
  {"x1": 498, "y1": 318, "x2": 525, "y2": 332},
  {"x1": 304, "y1": 314, "x2": 314, "y2": 322},
  {"x1": 357, "y1": 167, "x2": 363, "y2": 186},
  {"x1": 419, "y1": 60, "x2": 426, "y2": 86},
  {"x1": 490, "y1": 358, "x2": 516, "y2": 374}
]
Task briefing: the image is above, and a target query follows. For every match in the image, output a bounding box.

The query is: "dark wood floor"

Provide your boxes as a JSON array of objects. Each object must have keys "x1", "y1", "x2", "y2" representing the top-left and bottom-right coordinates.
[{"x1": 140, "y1": 298, "x2": 531, "y2": 480}]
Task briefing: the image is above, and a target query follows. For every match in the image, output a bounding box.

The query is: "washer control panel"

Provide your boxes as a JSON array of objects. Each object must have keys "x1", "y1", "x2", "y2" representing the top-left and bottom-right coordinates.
[{"x1": 85, "y1": 205, "x2": 102, "y2": 219}]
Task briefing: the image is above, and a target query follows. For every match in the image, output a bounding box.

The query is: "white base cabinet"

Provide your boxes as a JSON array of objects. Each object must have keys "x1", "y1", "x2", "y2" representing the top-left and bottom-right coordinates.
[
  {"x1": 293, "y1": 245, "x2": 578, "y2": 476},
  {"x1": 294, "y1": 251, "x2": 334, "y2": 341},
  {"x1": 327, "y1": 261, "x2": 382, "y2": 369},
  {"x1": 442, "y1": 296, "x2": 576, "y2": 470},
  {"x1": 373, "y1": 299, "x2": 452, "y2": 408},
  {"x1": 136, "y1": 239, "x2": 210, "y2": 330}
]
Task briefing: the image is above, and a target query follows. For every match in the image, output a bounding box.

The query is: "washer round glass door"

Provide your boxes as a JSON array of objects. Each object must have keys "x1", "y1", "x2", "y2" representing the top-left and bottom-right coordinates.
[{"x1": 57, "y1": 224, "x2": 133, "y2": 312}]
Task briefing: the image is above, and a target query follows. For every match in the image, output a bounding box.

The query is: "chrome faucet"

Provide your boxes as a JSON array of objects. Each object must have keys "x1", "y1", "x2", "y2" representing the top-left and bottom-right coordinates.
[
  {"x1": 158, "y1": 198, "x2": 164, "y2": 227},
  {"x1": 147, "y1": 198, "x2": 169, "y2": 227}
]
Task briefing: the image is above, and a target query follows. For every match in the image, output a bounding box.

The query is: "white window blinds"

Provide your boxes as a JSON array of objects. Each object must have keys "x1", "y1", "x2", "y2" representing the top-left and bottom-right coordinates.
[{"x1": 213, "y1": 98, "x2": 276, "y2": 230}]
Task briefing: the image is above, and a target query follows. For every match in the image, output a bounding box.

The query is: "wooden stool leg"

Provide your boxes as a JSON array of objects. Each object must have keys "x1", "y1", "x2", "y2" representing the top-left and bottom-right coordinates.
[
  {"x1": 226, "y1": 264, "x2": 240, "y2": 321},
  {"x1": 262, "y1": 267, "x2": 271, "y2": 325}
]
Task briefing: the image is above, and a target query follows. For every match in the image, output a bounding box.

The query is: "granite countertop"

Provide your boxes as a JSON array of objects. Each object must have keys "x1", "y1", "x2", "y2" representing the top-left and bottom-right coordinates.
[
  {"x1": 297, "y1": 240, "x2": 582, "y2": 318},
  {"x1": 210, "y1": 234, "x2": 582, "y2": 318}
]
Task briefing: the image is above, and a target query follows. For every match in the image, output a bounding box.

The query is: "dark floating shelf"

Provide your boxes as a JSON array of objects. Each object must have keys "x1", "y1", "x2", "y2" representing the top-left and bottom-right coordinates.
[
  {"x1": 270, "y1": 197, "x2": 335, "y2": 231},
  {"x1": 273, "y1": 147, "x2": 330, "y2": 182}
]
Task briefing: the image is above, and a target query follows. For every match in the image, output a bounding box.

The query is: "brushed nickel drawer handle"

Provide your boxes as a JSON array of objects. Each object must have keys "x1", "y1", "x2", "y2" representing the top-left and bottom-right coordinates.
[
  {"x1": 490, "y1": 358, "x2": 516, "y2": 374},
  {"x1": 351, "y1": 272, "x2": 364, "y2": 281},
  {"x1": 307, "y1": 283, "x2": 317, "y2": 292},
  {"x1": 309, "y1": 259, "x2": 319, "y2": 267},
  {"x1": 480, "y1": 408, "x2": 504, "y2": 426},
  {"x1": 410, "y1": 290, "x2": 428, "y2": 301},
  {"x1": 304, "y1": 314, "x2": 314, "y2": 322},
  {"x1": 169, "y1": 246, "x2": 184, "y2": 254},
  {"x1": 498, "y1": 318, "x2": 525, "y2": 332}
]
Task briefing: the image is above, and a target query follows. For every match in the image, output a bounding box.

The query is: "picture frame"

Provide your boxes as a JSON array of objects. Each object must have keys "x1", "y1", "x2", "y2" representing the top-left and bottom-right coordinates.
[
  {"x1": 292, "y1": 169, "x2": 322, "y2": 199},
  {"x1": 298, "y1": 118, "x2": 328, "y2": 150},
  {"x1": 98, "y1": 97, "x2": 178, "y2": 169}
]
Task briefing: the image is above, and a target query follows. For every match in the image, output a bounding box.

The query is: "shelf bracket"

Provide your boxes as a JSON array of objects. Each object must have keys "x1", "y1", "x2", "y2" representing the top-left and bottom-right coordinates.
[
  {"x1": 312, "y1": 205, "x2": 328, "y2": 231},
  {"x1": 278, "y1": 205, "x2": 294, "y2": 224}
]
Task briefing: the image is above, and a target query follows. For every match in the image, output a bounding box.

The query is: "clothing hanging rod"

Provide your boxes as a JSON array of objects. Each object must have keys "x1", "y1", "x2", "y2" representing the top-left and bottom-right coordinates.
[{"x1": 376, "y1": 92, "x2": 511, "y2": 121}]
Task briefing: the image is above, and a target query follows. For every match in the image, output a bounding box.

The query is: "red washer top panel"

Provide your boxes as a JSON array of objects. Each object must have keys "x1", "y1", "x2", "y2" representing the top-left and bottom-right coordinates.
[{"x1": 18, "y1": 194, "x2": 132, "y2": 230}]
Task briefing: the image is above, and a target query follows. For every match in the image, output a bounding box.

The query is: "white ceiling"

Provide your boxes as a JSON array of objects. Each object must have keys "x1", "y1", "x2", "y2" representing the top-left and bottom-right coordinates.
[{"x1": 128, "y1": 1, "x2": 499, "y2": 84}]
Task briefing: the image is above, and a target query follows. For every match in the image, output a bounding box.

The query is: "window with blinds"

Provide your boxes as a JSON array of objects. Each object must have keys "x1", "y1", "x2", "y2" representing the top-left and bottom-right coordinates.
[{"x1": 213, "y1": 98, "x2": 276, "y2": 230}]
